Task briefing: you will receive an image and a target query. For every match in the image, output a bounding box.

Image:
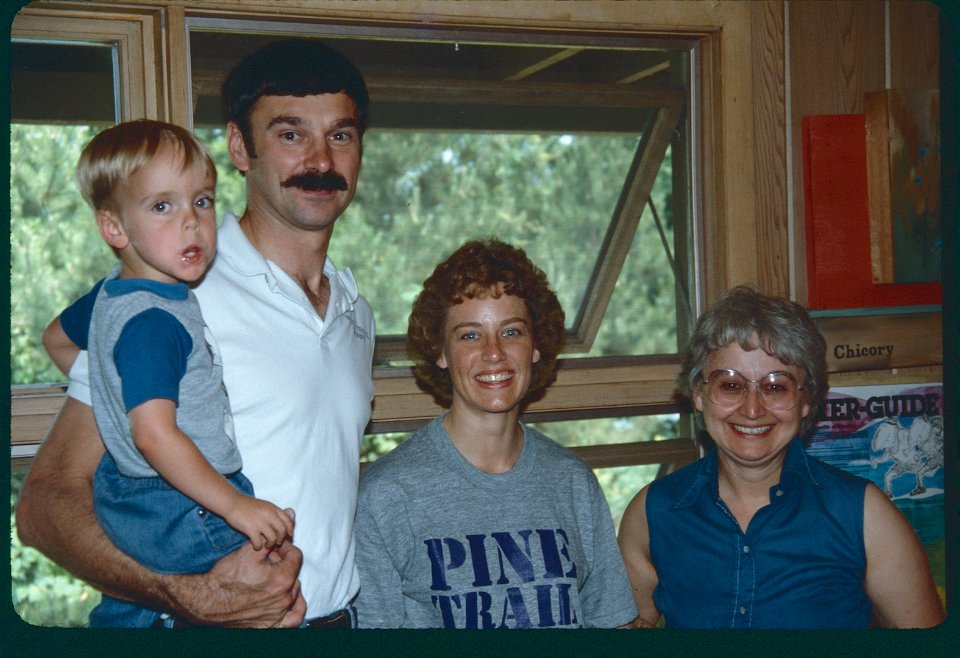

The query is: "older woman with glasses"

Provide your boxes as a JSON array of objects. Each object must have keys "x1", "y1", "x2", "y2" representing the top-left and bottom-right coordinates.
[{"x1": 618, "y1": 286, "x2": 944, "y2": 629}]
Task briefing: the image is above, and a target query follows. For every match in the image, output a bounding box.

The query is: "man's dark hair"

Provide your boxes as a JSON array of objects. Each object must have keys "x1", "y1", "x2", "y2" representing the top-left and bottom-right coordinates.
[{"x1": 222, "y1": 38, "x2": 370, "y2": 155}]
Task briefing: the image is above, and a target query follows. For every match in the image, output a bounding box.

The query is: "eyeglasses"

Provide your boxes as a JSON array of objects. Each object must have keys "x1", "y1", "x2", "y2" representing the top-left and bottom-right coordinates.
[{"x1": 700, "y1": 369, "x2": 805, "y2": 410}]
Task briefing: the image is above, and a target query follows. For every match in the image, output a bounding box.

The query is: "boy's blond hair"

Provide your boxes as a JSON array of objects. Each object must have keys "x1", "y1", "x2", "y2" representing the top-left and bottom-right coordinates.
[{"x1": 76, "y1": 119, "x2": 216, "y2": 211}]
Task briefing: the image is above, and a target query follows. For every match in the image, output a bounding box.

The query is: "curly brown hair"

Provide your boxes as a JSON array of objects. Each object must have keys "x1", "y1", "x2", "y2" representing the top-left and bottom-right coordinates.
[{"x1": 407, "y1": 239, "x2": 566, "y2": 407}]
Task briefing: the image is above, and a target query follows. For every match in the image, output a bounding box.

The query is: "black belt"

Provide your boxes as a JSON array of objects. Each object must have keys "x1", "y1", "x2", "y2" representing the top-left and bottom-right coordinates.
[
  {"x1": 304, "y1": 606, "x2": 354, "y2": 629},
  {"x1": 150, "y1": 606, "x2": 355, "y2": 629}
]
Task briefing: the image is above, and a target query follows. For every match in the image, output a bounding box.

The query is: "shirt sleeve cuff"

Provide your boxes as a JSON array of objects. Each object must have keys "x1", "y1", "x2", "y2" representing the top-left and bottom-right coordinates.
[{"x1": 66, "y1": 350, "x2": 92, "y2": 406}]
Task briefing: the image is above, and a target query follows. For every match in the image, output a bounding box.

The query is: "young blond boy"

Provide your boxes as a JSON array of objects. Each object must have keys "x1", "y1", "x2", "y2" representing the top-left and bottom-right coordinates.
[{"x1": 43, "y1": 120, "x2": 293, "y2": 627}]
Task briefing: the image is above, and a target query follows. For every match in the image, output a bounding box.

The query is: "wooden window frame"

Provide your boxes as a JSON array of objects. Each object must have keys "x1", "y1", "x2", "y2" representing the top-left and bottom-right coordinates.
[
  {"x1": 11, "y1": 2, "x2": 165, "y2": 121},
  {"x1": 9, "y1": 0, "x2": 791, "y2": 472},
  {"x1": 183, "y1": 16, "x2": 691, "y2": 364}
]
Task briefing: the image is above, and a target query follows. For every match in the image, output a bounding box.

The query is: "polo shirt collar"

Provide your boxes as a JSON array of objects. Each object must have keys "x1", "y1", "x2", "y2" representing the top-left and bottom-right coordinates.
[
  {"x1": 216, "y1": 212, "x2": 360, "y2": 313},
  {"x1": 215, "y1": 212, "x2": 271, "y2": 278}
]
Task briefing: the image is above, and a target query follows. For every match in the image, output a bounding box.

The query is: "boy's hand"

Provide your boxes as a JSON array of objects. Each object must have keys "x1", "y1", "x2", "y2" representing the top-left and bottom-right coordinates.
[{"x1": 224, "y1": 497, "x2": 295, "y2": 550}]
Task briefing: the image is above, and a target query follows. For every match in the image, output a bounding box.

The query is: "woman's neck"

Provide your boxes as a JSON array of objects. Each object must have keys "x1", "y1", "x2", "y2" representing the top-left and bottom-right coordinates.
[
  {"x1": 716, "y1": 454, "x2": 785, "y2": 532},
  {"x1": 443, "y1": 408, "x2": 524, "y2": 475}
]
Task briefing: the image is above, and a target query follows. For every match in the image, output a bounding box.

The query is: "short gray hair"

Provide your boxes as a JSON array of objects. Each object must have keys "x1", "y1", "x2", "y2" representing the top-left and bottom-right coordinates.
[{"x1": 677, "y1": 285, "x2": 827, "y2": 438}]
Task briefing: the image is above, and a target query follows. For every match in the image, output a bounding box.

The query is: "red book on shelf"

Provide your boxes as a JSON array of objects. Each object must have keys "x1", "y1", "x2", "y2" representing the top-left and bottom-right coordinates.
[{"x1": 801, "y1": 114, "x2": 941, "y2": 309}]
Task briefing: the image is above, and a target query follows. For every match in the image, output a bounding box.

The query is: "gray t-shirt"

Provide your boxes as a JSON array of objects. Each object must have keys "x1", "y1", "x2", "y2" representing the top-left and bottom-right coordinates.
[{"x1": 354, "y1": 415, "x2": 638, "y2": 628}]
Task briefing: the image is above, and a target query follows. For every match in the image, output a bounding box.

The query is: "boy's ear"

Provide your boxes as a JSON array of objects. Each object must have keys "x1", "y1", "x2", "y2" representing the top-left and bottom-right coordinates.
[
  {"x1": 96, "y1": 209, "x2": 129, "y2": 249},
  {"x1": 226, "y1": 121, "x2": 252, "y2": 172}
]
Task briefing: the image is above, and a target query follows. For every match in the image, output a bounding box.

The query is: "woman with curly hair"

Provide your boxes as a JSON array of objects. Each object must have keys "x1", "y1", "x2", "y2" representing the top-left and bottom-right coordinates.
[{"x1": 353, "y1": 239, "x2": 637, "y2": 629}]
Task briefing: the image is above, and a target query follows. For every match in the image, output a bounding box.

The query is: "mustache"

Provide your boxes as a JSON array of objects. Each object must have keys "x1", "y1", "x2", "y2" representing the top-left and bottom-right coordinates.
[{"x1": 280, "y1": 170, "x2": 348, "y2": 191}]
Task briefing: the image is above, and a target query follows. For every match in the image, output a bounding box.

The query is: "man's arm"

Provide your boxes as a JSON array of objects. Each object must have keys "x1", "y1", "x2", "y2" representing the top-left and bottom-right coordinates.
[
  {"x1": 617, "y1": 485, "x2": 662, "y2": 629},
  {"x1": 862, "y1": 483, "x2": 945, "y2": 628},
  {"x1": 15, "y1": 396, "x2": 305, "y2": 627}
]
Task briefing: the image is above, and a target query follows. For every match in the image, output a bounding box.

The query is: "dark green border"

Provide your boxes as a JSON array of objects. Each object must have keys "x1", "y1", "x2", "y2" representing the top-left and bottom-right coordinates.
[{"x1": 3, "y1": 1, "x2": 956, "y2": 654}]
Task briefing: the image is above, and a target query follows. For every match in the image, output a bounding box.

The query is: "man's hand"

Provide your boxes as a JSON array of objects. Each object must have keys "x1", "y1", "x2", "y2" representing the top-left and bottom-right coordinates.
[{"x1": 168, "y1": 539, "x2": 305, "y2": 627}]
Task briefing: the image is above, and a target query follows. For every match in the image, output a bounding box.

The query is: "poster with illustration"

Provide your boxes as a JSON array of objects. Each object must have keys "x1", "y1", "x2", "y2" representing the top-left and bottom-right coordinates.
[{"x1": 810, "y1": 383, "x2": 945, "y2": 604}]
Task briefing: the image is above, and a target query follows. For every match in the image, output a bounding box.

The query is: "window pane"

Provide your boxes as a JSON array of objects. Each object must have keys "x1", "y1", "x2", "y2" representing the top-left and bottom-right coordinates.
[
  {"x1": 582, "y1": 146, "x2": 681, "y2": 357},
  {"x1": 529, "y1": 416, "x2": 677, "y2": 528},
  {"x1": 596, "y1": 464, "x2": 658, "y2": 531},
  {"x1": 9, "y1": 40, "x2": 120, "y2": 386},
  {"x1": 10, "y1": 41, "x2": 116, "y2": 123},
  {"x1": 9, "y1": 123, "x2": 115, "y2": 385},
  {"x1": 330, "y1": 132, "x2": 639, "y2": 342},
  {"x1": 189, "y1": 29, "x2": 691, "y2": 363},
  {"x1": 529, "y1": 414, "x2": 678, "y2": 448}
]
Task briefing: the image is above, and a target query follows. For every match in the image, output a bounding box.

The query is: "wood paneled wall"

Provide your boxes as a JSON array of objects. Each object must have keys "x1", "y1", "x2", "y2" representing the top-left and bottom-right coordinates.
[{"x1": 788, "y1": 0, "x2": 940, "y2": 303}]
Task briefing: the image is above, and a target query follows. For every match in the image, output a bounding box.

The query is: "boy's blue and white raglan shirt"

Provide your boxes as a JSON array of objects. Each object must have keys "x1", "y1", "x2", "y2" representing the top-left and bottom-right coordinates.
[
  {"x1": 62, "y1": 273, "x2": 250, "y2": 627},
  {"x1": 85, "y1": 276, "x2": 240, "y2": 477}
]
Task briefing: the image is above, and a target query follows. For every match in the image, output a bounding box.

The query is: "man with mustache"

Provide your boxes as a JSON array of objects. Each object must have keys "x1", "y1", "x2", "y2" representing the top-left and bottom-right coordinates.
[
  {"x1": 17, "y1": 39, "x2": 375, "y2": 629},
  {"x1": 281, "y1": 170, "x2": 349, "y2": 192}
]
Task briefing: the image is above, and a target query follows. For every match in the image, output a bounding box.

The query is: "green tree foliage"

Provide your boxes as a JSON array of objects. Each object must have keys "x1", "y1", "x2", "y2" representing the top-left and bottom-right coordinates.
[
  {"x1": 9, "y1": 124, "x2": 114, "y2": 385},
  {"x1": 10, "y1": 471, "x2": 101, "y2": 626},
  {"x1": 329, "y1": 131, "x2": 678, "y2": 358},
  {"x1": 11, "y1": 126, "x2": 678, "y2": 383},
  {"x1": 530, "y1": 415, "x2": 677, "y2": 526}
]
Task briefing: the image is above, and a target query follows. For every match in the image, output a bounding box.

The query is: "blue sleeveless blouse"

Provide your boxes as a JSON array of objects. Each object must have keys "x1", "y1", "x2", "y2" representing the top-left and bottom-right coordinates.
[{"x1": 646, "y1": 439, "x2": 871, "y2": 628}]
